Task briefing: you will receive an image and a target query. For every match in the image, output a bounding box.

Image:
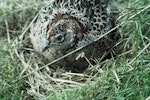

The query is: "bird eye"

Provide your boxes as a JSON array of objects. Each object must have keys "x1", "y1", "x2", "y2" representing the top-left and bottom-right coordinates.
[{"x1": 55, "y1": 34, "x2": 65, "y2": 43}]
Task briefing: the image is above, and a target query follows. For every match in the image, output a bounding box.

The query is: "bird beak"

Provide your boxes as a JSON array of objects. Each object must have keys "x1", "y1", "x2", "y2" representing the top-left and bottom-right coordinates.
[
  {"x1": 42, "y1": 40, "x2": 51, "y2": 52},
  {"x1": 42, "y1": 45, "x2": 50, "y2": 52}
]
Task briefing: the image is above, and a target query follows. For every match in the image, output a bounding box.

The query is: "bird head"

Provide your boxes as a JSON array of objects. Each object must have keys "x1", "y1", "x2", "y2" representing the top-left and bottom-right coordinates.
[{"x1": 42, "y1": 19, "x2": 82, "y2": 54}]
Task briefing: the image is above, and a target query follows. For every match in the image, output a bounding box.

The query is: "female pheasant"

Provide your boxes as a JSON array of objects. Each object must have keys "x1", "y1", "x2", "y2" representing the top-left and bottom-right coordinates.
[{"x1": 30, "y1": 0, "x2": 115, "y2": 72}]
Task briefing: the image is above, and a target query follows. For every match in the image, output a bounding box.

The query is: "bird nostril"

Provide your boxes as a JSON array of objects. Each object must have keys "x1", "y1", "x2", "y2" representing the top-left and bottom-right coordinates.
[{"x1": 48, "y1": 41, "x2": 51, "y2": 45}]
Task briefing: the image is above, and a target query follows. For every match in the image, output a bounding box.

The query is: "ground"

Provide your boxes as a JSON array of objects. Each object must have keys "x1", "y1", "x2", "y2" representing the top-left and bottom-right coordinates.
[{"x1": 0, "y1": 0, "x2": 150, "y2": 99}]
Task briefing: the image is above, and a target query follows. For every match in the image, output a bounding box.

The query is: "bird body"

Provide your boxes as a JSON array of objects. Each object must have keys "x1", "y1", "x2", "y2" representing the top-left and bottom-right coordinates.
[{"x1": 30, "y1": 0, "x2": 114, "y2": 72}]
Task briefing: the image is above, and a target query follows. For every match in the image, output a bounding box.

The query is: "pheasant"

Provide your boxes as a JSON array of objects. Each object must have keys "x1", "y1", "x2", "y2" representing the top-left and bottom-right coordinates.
[{"x1": 30, "y1": 0, "x2": 115, "y2": 72}]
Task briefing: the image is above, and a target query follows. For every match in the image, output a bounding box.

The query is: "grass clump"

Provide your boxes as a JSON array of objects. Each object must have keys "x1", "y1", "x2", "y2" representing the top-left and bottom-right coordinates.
[{"x1": 0, "y1": 39, "x2": 24, "y2": 99}]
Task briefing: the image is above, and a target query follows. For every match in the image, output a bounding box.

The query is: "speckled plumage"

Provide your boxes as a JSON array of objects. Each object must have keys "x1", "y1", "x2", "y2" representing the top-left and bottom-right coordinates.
[{"x1": 30, "y1": 0, "x2": 115, "y2": 72}]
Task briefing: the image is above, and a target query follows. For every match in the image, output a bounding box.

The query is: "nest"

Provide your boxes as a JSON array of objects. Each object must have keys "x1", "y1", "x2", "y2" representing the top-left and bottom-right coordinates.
[
  {"x1": 11, "y1": 1, "x2": 128, "y2": 99},
  {"x1": 11, "y1": 17, "x2": 123, "y2": 99}
]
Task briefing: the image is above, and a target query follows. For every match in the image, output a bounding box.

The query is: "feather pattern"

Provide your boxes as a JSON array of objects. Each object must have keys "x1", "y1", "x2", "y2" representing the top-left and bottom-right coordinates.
[{"x1": 30, "y1": 0, "x2": 114, "y2": 72}]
